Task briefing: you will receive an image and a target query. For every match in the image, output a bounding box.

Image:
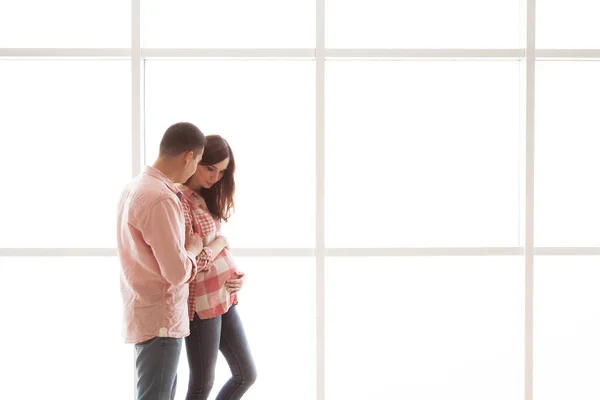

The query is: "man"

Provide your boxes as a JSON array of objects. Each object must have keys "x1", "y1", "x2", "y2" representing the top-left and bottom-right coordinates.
[{"x1": 117, "y1": 122, "x2": 206, "y2": 400}]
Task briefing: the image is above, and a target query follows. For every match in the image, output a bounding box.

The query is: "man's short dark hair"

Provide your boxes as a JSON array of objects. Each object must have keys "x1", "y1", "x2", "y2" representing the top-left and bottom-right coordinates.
[{"x1": 159, "y1": 122, "x2": 206, "y2": 157}]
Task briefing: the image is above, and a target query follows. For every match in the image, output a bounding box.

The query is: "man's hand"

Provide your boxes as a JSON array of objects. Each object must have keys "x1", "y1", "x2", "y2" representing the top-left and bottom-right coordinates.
[
  {"x1": 185, "y1": 232, "x2": 203, "y2": 256},
  {"x1": 225, "y1": 271, "x2": 245, "y2": 294}
]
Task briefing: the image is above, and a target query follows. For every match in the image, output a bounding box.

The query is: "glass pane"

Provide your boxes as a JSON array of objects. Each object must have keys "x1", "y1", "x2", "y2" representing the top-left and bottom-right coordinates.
[
  {"x1": 142, "y1": 0, "x2": 315, "y2": 48},
  {"x1": 0, "y1": 60, "x2": 131, "y2": 248},
  {"x1": 535, "y1": 62, "x2": 600, "y2": 246},
  {"x1": 0, "y1": 257, "x2": 131, "y2": 399},
  {"x1": 174, "y1": 257, "x2": 316, "y2": 400},
  {"x1": 534, "y1": 256, "x2": 600, "y2": 400},
  {"x1": 0, "y1": 0, "x2": 129, "y2": 47},
  {"x1": 325, "y1": 256, "x2": 524, "y2": 399},
  {"x1": 537, "y1": 1, "x2": 600, "y2": 49},
  {"x1": 145, "y1": 60, "x2": 315, "y2": 248},
  {"x1": 325, "y1": 61, "x2": 521, "y2": 248},
  {"x1": 326, "y1": 0, "x2": 521, "y2": 48}
]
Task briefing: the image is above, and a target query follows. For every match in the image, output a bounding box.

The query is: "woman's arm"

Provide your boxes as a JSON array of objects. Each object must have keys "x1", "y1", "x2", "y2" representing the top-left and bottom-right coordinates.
[
  {"x1": 181, "y1": 197, "x2": 222, "y2": 271},
  {"x1": 205, "y1": 236, "x2": 228, "y2": 261}
]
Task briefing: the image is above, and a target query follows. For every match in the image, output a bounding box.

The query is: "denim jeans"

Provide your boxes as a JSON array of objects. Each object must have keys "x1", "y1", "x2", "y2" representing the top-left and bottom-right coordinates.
[
  {"x1": 185, "y1": 305, "x2": 257, "y2": 400},
  {"x1": 135, "y1": 336, "x2": 183, "y2": 400}
]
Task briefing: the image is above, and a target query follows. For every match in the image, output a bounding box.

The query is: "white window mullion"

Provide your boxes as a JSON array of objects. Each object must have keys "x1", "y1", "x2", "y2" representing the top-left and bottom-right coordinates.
[
  {"x1": 2, "y1": 248, "x2": 600, "y2": 257},
  {"x1": 0, "y1": 48, "x2": 130, "y2": 57},
  {"x1": 2, "y1": 48, "x2": 600, "y2": 60},
  {"x1": 132, "y1": 0, "x2": 143, "y2": 178},
  {"x1": 316, "y1": 0, "x2": 326, "y2": 397},
  {"x1": 525, "y1": 0, "x2": 536, "y2": 399},
  {"x1": 131, "y1": 0, "x2": 142, "y2": 399}
]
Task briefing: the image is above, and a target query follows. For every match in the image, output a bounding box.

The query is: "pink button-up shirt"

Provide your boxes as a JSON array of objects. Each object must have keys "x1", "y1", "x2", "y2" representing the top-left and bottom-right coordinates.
[{"x1": 117, "y1": 166, "x2": 197, "y2": 344}]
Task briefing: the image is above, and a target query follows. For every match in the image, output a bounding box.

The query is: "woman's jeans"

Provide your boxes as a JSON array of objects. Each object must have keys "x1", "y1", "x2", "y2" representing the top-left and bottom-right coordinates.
[{"x1": 185, "y1": 305, "x2": 257, "y2": 400}]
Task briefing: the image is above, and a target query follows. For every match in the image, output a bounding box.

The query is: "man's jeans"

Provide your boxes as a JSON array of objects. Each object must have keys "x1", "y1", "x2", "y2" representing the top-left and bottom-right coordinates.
[{"x1": 135, "y1": 336, "x2": 183, "y2": 400}]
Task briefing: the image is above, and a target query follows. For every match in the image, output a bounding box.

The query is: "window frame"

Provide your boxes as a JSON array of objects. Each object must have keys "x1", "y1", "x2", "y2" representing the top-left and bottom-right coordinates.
[{"x1": 2, "y1": 1, "x2": 600, "y2": 400}]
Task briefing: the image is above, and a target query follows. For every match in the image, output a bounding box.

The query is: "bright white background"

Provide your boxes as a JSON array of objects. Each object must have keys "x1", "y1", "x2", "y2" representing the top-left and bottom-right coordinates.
[{"x1": 1, "y1": 1, "x2": 599, "y2": 399}]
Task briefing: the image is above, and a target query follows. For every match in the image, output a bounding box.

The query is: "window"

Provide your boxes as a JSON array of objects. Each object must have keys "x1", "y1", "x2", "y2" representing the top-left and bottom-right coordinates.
[
  {"x1": 0, "y1": 60, "x2": 131, "y2": 248},
  {"x1": 537, "y1": 1, "x2": 600, "y2": 49},
  {"x1": 173, "y1": 257, "x2": 316, "y2": 400},
  {"x1": 3, "y1": 1, "x2": 599, "y2": 400},
  {"x1": 142, "y1": 0, "x2": 315, "y2": 48},
  {"x1": 0, "y1": 257, "x2": 130, "y2": 399},
  {"x1": 535, "y1": 62, "x2": 600, "y2": 246},
  {"x1": 326, "y1": 256, "x2": 524, "y2": 399},
  {"x1": 144, "y1": 60, "x2": 315, "y2": 248},
  {"x1": 534, "y1": 256, "x2": 600, "y2": 400},
  {"x1": 325, "y1": 0, "x2": 521, "y2": 48},
  {"x1": 325, "y1": 61, "x2": 521, "y2": 248},
  {"x1": 0, "y1": 0, "x2": 129, "y2": 48}
]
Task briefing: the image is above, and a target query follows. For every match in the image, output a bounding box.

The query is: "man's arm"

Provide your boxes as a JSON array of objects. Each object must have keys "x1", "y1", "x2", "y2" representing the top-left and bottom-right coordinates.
[{"x1": 141, "y1": 197, "x2": 200, "y2": 286}]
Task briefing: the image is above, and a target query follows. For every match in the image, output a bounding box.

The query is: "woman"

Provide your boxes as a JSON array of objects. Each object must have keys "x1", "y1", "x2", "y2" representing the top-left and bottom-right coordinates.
[{"x1": 177, "y1": 135, "x2": 257, "y2": 400}]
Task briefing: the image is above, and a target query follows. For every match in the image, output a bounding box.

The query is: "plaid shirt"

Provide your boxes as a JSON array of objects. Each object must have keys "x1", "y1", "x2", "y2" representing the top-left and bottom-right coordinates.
[{"x1": 177, "y1": 184, "x2": 239, "y2": 320}]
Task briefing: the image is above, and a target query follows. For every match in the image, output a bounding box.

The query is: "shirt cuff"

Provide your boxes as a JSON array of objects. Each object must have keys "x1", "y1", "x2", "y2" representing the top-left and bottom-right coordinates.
[
  {"x1": 196, "y1": 247, "x2": 213, "y2": 271},
  {"x1": 186, "y1": 250, "x2": 198, "y2": 268},
  {"x1": 183, "y1": 250, "x2": 198, "y2": 284}
]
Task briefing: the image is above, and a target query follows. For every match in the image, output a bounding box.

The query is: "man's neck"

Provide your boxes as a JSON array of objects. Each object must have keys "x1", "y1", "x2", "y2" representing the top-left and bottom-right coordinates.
[{"x1": 152, "y1": 158, "x2": 181, "y2": 183}]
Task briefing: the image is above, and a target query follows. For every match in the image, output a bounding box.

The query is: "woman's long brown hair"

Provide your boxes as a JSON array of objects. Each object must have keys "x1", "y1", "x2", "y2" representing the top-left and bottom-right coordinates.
[{"x1": 198, "y1": 135, "x2": 235, "y2": 222}]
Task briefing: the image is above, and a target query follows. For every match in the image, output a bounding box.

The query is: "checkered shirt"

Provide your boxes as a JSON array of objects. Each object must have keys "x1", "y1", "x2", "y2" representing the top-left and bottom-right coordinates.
[{"x1": 177, "y1": 185, "x2": 239, "y2": 320}]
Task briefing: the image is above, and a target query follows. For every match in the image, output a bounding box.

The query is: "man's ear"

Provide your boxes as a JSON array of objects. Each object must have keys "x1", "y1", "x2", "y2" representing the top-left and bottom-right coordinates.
[{"x1": 183, "y1": 150, "x2": 195, "y2": 165}]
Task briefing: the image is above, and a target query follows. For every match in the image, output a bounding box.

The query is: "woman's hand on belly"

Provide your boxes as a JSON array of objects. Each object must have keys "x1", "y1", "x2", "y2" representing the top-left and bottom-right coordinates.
[{"x1": 225, "y1": 271, "x2": 245, "y2": 294}]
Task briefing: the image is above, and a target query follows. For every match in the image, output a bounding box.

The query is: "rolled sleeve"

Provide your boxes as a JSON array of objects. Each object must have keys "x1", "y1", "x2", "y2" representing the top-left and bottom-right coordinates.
[{"x1": 197, "y1": 247, "x2": 213, "y2": 271}]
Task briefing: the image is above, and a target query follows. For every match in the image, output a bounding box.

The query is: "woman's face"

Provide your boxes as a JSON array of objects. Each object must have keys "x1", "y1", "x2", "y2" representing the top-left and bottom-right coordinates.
[{"x1": 194, "y1": 157, "x2": 230, "y2": 189}]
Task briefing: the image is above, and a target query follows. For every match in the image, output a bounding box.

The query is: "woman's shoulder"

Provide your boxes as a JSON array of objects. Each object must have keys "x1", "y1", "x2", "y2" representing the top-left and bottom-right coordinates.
[
  {"x1": 178, "y1": 187, "x2": 208, "y2": 210},
  {"x1": 176, "y1": 184, "x2": 201, "y2": 201},
  {"x1": 175, "y1": 183, "x2": 192, "y2": 195}
]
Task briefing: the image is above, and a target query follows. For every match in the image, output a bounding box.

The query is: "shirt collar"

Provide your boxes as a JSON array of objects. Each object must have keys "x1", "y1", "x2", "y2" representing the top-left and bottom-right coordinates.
[
  {"x1": 143, "y1": 166, "x2": 180, "y2": 197},
  {"x1": 177, "y1": 184, "x2": 202, "y2": 201}
]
